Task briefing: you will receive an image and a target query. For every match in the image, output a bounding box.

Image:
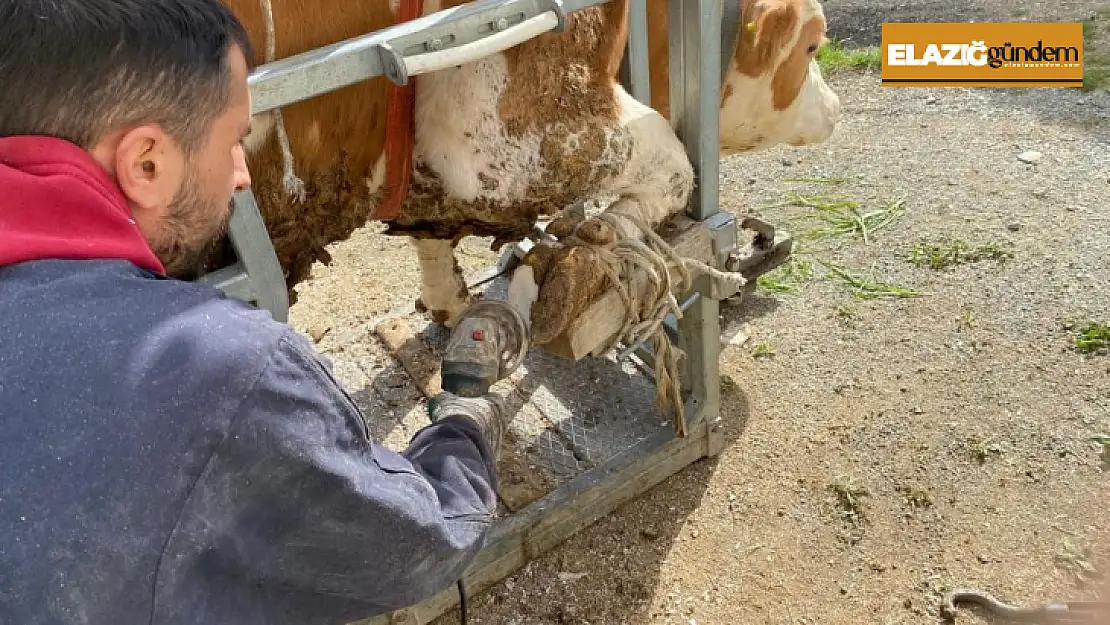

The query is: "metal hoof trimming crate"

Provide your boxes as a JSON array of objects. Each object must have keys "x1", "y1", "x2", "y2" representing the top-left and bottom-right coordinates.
[{"x1": 192, "y1": 0, "x2": 793, "y2": 622}]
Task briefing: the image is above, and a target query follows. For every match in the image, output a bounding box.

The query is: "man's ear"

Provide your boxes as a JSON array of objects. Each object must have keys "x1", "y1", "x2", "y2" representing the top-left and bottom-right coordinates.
[{"x1": 113, "y1": 124, "x2": 185, "y2": 214}]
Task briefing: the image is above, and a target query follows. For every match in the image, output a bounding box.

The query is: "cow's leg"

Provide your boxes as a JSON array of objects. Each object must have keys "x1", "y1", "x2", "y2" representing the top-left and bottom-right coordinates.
[
  {"x1": 527, "y1": 87, "x2": 695, "y2": 344},
  {"x1": 586, "y1": 87, "x2": 694, "y2": 243},
  {"x1": 412, "y1": 238, "x2": 471, "y2": 327}
]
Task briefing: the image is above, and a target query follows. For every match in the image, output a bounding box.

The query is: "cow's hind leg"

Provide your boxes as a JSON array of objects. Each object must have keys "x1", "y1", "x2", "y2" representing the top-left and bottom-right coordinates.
[
  {"x1": 412, "y1": 238, "x2": 472, "y2": 327},
  {"x1": 527, "y1": 87, "x2": 695, "y2": 344}
]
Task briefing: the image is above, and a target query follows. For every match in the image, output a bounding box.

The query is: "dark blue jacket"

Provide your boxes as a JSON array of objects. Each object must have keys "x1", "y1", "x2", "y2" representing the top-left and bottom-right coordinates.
[{"x1": 0, "y1": 136, "x2": 499, "y2": 625}]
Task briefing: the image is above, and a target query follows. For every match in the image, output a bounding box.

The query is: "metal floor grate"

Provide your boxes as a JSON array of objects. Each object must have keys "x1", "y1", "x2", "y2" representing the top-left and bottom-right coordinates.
[{"x1": 315, "y1": 269, "x2": 676, "y2": 505}]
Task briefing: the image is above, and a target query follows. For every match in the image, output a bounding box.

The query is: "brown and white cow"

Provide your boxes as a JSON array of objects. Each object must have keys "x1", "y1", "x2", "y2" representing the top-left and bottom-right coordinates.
[{"x1": 218, "y1": 0, "x2": 840, "y2": 343}]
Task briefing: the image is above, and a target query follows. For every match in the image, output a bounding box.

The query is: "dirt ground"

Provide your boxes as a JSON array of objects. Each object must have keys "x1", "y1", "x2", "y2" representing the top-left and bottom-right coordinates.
[{"x1": 286, "y1": 3, "x2": 1110, "y2": 624}]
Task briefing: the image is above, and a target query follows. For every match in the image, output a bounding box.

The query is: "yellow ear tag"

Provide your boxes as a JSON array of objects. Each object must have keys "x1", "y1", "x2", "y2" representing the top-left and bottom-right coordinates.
[{"x1": 746, "y1": 21, "x2": 757, "y2": 33}]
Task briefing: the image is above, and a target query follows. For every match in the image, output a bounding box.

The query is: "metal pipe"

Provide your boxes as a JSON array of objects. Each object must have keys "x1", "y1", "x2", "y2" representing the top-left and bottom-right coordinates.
[
  {"x1": 246, "y1": 0, "x2": 611, "y2": 114},
  {"x1": 668, "y1": 0, "x2": 723, "y2": 429},
  {"x1": 622, "y1": 0, "x2": 652, "y2": 105}
]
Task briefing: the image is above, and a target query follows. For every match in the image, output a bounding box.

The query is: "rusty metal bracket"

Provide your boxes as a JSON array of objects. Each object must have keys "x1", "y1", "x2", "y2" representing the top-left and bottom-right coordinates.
[{"x1": 726, "y1": 216, "x2": 793, "y2": 284}]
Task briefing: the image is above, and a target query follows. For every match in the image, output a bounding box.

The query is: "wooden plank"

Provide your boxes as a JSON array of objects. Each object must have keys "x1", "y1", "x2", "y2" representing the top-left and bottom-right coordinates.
[
  {"x1": 374, "y1": 317, "x2": 443, "y2": 399},
  {"x1": 355, "y1": 413, "x2": 711, "y2": 625},
  {"x1": 540, "y1": 216, "x2": 715, "y2": 361}
]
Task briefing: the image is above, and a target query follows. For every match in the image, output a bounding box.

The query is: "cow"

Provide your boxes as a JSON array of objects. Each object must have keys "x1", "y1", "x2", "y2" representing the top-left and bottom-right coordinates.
[{"x1": 213, "y1": 0, "x2": 840, "y2": 346}]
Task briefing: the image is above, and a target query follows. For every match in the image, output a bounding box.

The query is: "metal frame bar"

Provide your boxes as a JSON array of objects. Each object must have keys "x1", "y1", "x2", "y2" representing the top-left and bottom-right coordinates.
[
  {"x1": 668, "y1": 0, "x2": 725, "y2": 432},
  {"x1": 248, "y1": 0, "x2": 609, "y2": 114},
  {"x1": 196, "y1": 189, "x2": 289, "y2": 321},
  {"x1": 617, "y1": 0, "x2": 651, "y2": 105}
]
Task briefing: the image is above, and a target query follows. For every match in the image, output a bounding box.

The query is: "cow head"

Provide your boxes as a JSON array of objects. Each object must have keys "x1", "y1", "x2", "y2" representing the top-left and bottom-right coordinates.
[{"x1": 718, "y1": 0, "x2": 840, "y2": 153}]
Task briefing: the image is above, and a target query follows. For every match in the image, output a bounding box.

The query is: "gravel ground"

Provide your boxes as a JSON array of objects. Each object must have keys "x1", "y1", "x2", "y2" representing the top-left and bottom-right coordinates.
[{"x1": 287, "y1": 4, "x2": 1110, "y2": 624}]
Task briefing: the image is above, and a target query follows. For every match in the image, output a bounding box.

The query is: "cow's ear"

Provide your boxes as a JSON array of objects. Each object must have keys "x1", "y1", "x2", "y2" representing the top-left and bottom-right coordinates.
[{"x1": 742, "y1": 0, "x2": 800, "y2": 75}]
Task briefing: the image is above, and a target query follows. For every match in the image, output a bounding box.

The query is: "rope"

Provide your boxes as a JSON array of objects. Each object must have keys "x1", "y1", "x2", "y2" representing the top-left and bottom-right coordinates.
[
  {"x1": 260, "y1": 0, "x2": 307, "y2": 202},
  {"x1": 579, "y1": 212, "x2": 747, "y2": 437}
]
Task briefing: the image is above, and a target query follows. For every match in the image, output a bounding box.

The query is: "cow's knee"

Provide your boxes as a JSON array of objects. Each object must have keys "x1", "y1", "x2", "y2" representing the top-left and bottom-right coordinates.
[
  {"x1": 412, "y1": 238, "x2": 472, "y2": 327},
  {"x1": 603, "y1": 87, "x2": 695, "y2": 234}
]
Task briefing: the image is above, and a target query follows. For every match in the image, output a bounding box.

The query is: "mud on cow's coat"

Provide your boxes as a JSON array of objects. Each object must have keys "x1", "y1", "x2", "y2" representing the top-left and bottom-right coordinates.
[{"x1": 215, "y1": 0, "x2": 841, "y2": 341}]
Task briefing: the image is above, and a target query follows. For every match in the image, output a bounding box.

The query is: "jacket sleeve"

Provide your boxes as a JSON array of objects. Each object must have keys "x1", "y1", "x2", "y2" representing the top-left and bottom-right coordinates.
[{"x1": 179, "y1": 328, "x2": 500, "y2": 618}]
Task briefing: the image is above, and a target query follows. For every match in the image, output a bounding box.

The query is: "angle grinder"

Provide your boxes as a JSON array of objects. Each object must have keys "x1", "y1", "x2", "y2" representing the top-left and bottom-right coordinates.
[{"x1": 440, "y1": 299, "x2": 530, "y2": 397}]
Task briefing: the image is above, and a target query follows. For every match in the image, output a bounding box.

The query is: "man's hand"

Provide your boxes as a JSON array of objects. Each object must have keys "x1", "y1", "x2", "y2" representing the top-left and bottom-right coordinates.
[{"x1": 428, "y1": 392, "x2": 509, "y2": 460}]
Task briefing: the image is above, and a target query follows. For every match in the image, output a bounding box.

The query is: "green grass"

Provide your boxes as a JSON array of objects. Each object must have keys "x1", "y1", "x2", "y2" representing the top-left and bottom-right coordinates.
[
  {"x1": 752, "y1": 342, "x2": 776, "y2": 358},
  {"x1": 817, "y1": 38, "x2": 882, "y2": 74},
  {"x1": 1073, "y1": 322, "x2": 1110, "y2": 354},
  {"x1": 763, "y1": 192, "x2": 906, "y2": 244},
  {"x1": 820, "y1": 261, "x2": 925, "y2": 300},
  {"x1": 906, "y1": 239, "x2": 1015, "y2": 270},
  {"x1": 1082, "y1": 9, "x2": 1110, "y2": 91},
  {"x1": 783, "y1": 176, "x2": 846, "y2": 184},
  {"x1": 756, "y1": 256, "x2": 815, "y2": 293}
]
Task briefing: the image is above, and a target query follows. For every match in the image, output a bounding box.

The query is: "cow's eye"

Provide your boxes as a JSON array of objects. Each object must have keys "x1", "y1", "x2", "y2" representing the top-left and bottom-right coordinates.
[{"x1": 807, "y1": 43, "x2": 819, "y2": 54}]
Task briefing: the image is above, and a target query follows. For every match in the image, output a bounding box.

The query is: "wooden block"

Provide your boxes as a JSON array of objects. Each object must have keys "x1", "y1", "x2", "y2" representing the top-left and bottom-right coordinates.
[
  {"x1": 494, "y1": 429, "x2": 555, "y2": 513},
  {"x1": 540, "y1": 216, "x2": 715, "y2": 361},
  {"x1": 373, "y1": 317, "x2": 443, "y2": 399}
]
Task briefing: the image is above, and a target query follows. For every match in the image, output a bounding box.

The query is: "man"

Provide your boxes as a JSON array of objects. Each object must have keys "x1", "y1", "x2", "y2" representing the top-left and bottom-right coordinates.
[{"x1": 0, "y1": 0, "x2": 525, "y2": 623}]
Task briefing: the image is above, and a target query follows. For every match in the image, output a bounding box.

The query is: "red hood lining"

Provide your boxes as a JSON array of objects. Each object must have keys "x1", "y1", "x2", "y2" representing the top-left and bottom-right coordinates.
[{"x1": 0, "y1": 135, "x2": 166, "y2": 275}]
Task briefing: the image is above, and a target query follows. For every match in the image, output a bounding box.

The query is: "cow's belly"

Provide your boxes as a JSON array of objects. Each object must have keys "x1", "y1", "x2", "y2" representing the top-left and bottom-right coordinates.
[{"x1": 385, "y1": 52, "x2": 633, "y2": 245}]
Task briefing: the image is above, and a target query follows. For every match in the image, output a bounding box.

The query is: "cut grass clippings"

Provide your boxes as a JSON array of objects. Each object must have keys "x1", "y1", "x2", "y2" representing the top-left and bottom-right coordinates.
[
  {"x1": 820, "y1": 260, "x2": 925, "y2": 300},
  {"x1": 756, "y1": 256, "x2": 815, "y2": 293},
  {"x1": 907, "y1": 239, "x2": 1015, "y2": 270},
  {"x1": 763, "y1": 191, "x2": 906, "y2": 245},
  {"x1": 783, "y1": 176, "x2": 846, "y2": 184}
]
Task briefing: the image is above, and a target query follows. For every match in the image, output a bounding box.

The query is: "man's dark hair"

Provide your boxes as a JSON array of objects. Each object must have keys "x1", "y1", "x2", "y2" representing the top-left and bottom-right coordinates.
[{"x1": 0, "y1": 0, "x2": 254, "y2": 154}]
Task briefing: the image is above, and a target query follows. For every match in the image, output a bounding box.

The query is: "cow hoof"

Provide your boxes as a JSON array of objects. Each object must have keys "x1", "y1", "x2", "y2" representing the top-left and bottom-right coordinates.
[
  {"x1": 528, "y1": 243, "x2": 610, "y2": 346},
  {"x1": 573, "y1": 217, "x2": 618, "y2": 246},
  {"x1": 545, "y1": 213, "x2": 586, "y2": 239}
]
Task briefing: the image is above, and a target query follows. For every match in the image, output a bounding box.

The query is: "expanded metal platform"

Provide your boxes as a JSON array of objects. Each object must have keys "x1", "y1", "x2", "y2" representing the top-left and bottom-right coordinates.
[{"x1": 191, "y1": 0, "x2": 792, "y2": 621}]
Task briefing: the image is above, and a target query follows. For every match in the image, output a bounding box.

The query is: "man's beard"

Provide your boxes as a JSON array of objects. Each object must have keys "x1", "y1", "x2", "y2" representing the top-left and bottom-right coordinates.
[{"x1": 150, "y1": 167, "x2": 235, "y2": 280}]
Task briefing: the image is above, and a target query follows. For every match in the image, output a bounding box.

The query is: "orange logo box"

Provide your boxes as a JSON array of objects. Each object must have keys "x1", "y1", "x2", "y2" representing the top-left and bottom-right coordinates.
[{"x1": 881, "y1": 22, "x2": 1085, "y2": 87}]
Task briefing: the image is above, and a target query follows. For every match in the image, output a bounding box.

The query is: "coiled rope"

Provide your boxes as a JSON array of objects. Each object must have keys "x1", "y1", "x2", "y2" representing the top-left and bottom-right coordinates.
[{"x1": 581, "y1": 212, "x2": 746, "y2": 436}]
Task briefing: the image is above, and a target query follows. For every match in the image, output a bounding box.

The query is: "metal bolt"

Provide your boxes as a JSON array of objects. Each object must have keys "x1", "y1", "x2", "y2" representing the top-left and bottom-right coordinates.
[
  {"x1": 426, "y1": 38, "x2": 443, "y2": 52},
  {"x1": 725, "y1": 252, "x2": 743, "y2": 273},
  {"x1": 494, "y1": 17, "x2": 509, "y2": 31}
]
